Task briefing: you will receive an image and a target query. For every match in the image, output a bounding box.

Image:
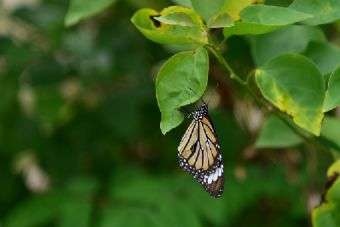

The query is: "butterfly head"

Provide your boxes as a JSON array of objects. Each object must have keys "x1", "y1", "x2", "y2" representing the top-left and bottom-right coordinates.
[{"x1": 193, "y1": 103, "x2": 208, "y2": 121}]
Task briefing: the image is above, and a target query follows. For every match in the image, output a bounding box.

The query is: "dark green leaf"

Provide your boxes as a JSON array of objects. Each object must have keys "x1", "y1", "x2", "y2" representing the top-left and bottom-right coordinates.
[
  {"x1": 256, "y1": 115, "x2": 304, "y2": 148},
  {"x1": 4, "y1": 192, "x2": 63, "y2": 227},
  {"x1": 34, "y1": 86, "x2": 70, "y2": 126},
  {"x1": 303, "y1": 41, "x2": 340, "y2": 75},
  {"x1": 172, "y1": 0, "x2": 192, "y2": 7},
  {"x1": 251, "y1": 25, "x2": 326, "y2": 66}
]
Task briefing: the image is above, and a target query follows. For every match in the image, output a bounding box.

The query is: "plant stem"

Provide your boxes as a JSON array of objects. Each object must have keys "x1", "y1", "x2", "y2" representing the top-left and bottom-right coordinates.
[
  {"x1": 205, "y1": 44, "x2": 246, "y2": 86},
  {"x1": 206, "y1": 43, "x2": 331, "y2": 153}
]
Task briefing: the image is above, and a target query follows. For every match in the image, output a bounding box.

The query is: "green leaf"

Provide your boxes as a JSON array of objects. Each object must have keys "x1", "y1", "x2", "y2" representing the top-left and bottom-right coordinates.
[
  {"x1": 154, "y1": 12, "x2": 196, "y2": 27},
  {"x1": 191, "y1": 0, "x2": 226, "y2": 21},
  {"x1": 290, "y1": 0, "x2": 340, "y2": 25},
  {"x1": 156, "y1": 47, "x2": 209, "y2": 134},
  {"x1": 100, "y1": 207, "x2": 159, "y2": 227},
  {"x1": 59, "y1": 178, "x2": 97, "y2": 227},
  {"x1": 172, "y1": 0, "x2": 192, "y2": 7},
  {"x1": 312, "y1": 159, "x2": 340, "y2": 227},
  {"x1": 65, "y1": 0, "x2": 118, "y2": 26},
  {"x1": 131, "y1": 6, "x2": 208, "y2": 46},
  {"x1": 303, "y1": 41, "x2": 340, "y2": 75},
  {"x1": 255, "y1": 54, "x2": 325, "y2": 136},
  {"x1": 223, "y1": 5, "x2": 312, "y2": 39},
  {"x1": 4, "y1": 192, "x2": 63, "y2": 227},
  {"x1": 256, "y1": 115, "x2": 304, "y2": 148},
  {"x1": 207, "y1": 12, "x2": 234, "y2": 28},
  {"x1": 257, "y1": 115, "x2": 340, "y2": 152},
  {"x1": 320, "y1": 116, "x2": 340, "y2": 152},
  {"x1": 59, "y1": 201, "x2": 91, "y2": 227},
  {"x1": 324, "y1": 66, "x2": 340, "y2": 111},
  {"x1": 158, "y1": 197, "x2": 201, "y2": 227},
  {"x1": 251, "y1": 25, "x2": 326, "y2": 66},
  {"x1": 240, "y1": 5, "x2": 312, "y2": 25},
  {"x1": 35, "y1": 86, "x2": 69, "y2": 126},
  {"x1": 223, "y1": 22, "x2": 279, "y2": 38}
]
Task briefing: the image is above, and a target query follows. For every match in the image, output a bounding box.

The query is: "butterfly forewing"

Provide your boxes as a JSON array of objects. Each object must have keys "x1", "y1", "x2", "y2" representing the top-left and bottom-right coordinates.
[{"x1": 178, "y1": 103, "x2": 224, "y2": 198}]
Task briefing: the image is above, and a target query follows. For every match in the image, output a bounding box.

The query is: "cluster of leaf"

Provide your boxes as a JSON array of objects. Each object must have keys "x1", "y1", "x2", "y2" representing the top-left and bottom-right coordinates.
[
  {"x1": 130, "y1": 0, "x2": 340, "y2": 226},
  {"x1": 1, "y1": 0, "x2": 340, "y2": 227}
]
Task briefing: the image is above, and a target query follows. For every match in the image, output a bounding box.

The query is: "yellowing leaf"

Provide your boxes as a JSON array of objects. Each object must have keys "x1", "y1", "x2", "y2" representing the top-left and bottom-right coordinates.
[
  {"x1": 131, "y1": 6, "x2": 207, "y2": 46},
  {"x1": 221, "y1": 0, "x2": 262, "y2": 21},
  {"x1": 312, "y1": 159, "x2": 340, "y2": 227},
  {"x1": 255, "y1": 54, "x2": 325, "y2": 136}
]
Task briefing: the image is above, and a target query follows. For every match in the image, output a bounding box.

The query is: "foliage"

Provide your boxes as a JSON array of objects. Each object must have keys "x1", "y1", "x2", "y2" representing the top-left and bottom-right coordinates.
[{"x1": 1, "y1": 0, "x2": 340, "y2": 227}]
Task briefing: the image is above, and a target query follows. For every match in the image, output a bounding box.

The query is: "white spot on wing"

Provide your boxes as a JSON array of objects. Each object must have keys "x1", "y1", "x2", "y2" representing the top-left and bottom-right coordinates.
[
  {"x1": 208, "y1": 174, "x2": 213, "y2": 184},
  {"x1": 213, "y1": 169, "x2": 218, "y2": 181}
]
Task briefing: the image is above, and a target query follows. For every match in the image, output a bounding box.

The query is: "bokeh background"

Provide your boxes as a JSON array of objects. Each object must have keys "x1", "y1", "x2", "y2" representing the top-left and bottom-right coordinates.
[{"x1": 0, "y1": 0, "x2": 335, "y2": 226}]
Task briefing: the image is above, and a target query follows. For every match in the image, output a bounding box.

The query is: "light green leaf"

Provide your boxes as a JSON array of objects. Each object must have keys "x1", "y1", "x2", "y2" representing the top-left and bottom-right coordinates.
[
  {"x1": 312, "y1": 159, "x2": 340, "y2": 227},
  {"x1": 154, "y1": 12, "x2": 195, "y2": 27},
  {"x1": 65, "y1": 0, "x2": 118, "y2": 26},
  {"x1": 290, "y1": 0, "x2": 340, "y2": 25},
  {"x1": 255, "y1": 54, "x2": 325, "y2": 136},
  {"x1": 224, "y1": 5, "x2": 312, "y2": 39},
  {"x1": 156, "y1": 47, "x2": 209, "y2": 134},
  {"x1": 303, "y1": 41, "x2": 340, "y2": 75},
  {"x1": 240, "y1": 5, "x2": 312, "y2": 25},
  {"x1": 223, "y1": 22, "x2": 279, "y2": 38},
  {"x1": 324, "y1": 66, "x2": 340, "y2": 112},
  {"x1": 191, "y1": 0, "x2": 226, "y2": 21},
  {"x1": 256, "y1": 115, "x2": 304, "y2": 148},
  {"x1": 131, "y1": 6, "x2": 207, "y2": 46},
  {"x1": 207, "y1": 12, "x2": 234, "y2": 28},
  {"x1": 251, "y1": 25, "x2": 326, "y2": 66}
]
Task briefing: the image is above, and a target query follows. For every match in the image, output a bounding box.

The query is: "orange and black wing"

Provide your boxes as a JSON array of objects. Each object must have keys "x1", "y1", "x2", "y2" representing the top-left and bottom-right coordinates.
[{"x1": 178, "y1": 113, "x2": 224, "y2": 198}]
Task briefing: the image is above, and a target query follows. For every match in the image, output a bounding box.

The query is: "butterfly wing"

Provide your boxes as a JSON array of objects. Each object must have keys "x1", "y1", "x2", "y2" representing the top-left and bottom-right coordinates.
[{"x1": 178, "y1": 114, "x2": 224, "y2": 198}]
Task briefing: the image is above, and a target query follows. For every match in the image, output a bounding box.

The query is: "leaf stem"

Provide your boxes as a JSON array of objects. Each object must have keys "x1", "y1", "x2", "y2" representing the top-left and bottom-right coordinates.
[{"x1": 205, "y1": 44, "x2": 246, "y2": 86}]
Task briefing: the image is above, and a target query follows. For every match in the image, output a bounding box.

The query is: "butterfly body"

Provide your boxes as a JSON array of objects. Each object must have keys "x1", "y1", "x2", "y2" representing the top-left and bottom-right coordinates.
[{"x1": 178, "y1": 103, "x2": 224, "y2": 198}]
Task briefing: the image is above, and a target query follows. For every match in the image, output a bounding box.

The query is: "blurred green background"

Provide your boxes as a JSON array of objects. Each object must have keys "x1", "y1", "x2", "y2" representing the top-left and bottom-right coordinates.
[{"x1": 0, "y1": 0, "x2": 334, "y2": 226}]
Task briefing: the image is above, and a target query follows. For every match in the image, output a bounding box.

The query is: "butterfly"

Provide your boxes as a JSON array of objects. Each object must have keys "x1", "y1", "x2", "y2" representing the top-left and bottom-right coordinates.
[{"x1": 178, "y1": 102, "x2": 224, "y2": 198}]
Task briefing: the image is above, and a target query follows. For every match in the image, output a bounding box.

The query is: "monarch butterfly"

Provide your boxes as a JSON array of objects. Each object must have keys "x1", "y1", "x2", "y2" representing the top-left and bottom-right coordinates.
[{"x1": 178, "y1": 102, "x2": 224, "y2": 198}]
